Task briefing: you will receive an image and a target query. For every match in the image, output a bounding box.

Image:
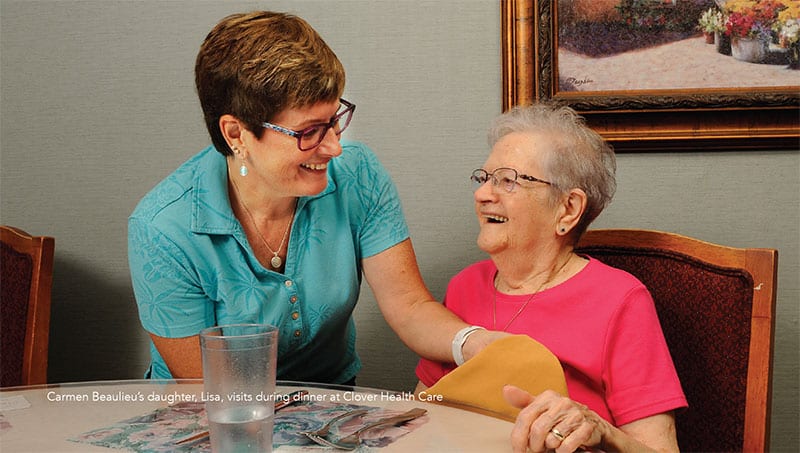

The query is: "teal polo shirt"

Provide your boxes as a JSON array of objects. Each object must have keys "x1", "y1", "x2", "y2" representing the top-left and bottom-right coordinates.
[{"x1": 128, "y1": 141, "x2": 409, "y2": 383}]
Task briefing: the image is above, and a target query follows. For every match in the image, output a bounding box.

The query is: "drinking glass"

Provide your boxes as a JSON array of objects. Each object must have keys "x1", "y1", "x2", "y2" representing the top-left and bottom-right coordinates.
[{"x1": 200, "y1": 324, "x2": 278, "y2": 452}]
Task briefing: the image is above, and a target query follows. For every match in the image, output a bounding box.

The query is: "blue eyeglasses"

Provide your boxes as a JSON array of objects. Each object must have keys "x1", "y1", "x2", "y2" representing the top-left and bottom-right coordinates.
[{"x1": 262, "y1": 98, "x2": 355, "y2": 151}]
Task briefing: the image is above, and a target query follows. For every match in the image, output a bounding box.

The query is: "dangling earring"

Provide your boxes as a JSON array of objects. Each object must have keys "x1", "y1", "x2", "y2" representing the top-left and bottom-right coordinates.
[{"x1": 232, "y1": 145, "x2": 248, "y2": 176}]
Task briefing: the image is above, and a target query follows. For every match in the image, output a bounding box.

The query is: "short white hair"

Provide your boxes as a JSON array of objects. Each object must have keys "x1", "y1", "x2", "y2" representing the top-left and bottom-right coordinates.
[{"x1": 488, "y1": 102, "x2": 617, "y2": 240}]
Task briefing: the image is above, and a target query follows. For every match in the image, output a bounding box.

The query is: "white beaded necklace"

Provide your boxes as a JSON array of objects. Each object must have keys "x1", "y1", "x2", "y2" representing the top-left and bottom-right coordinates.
[{"x1": 230, "y1": 176, "x2": 295, "y2": 270}]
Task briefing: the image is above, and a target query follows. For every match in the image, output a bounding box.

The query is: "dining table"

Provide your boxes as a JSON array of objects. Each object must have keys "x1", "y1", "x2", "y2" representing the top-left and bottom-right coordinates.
[{"x1": 0, "y1": 379, "x2": 514, "y2": 452}]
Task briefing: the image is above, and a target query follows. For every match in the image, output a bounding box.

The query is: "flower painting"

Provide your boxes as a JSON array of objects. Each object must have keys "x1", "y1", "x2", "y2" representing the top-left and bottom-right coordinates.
[
  {"x1": 724, "y1": 0, "x2": 784, "y2": 38},
  {"x1": 555, "y1": 0, "x2": 798, "y2": 92},
  {"x1": 501, "y1": 0, "x2": 799, "y2": 151}
]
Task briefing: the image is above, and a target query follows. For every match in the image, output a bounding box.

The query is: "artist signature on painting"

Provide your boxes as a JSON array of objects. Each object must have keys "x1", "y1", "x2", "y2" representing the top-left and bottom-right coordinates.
[{"x1": 566, "y1": 77, "x2": 594, "y2": 87}]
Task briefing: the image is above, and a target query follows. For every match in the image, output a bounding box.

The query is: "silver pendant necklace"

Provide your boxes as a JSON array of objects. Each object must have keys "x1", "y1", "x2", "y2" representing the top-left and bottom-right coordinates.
[
  {"x1": 493, "y1": 255, "x2": 572, "y2": 331},
  {"x1": 493, "y1": 283, "x2": 542, "y2": 331},
  {"x1": 230, "y1": 176, "x2": 295, "y2": 270}
]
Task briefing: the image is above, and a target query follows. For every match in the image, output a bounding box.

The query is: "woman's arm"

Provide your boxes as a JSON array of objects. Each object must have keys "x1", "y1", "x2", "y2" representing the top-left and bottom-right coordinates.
[
  {"x1": 362, "y1": 238, "x2": 505, "y2": 362},
  {"x1": 153, "y1": 238, "x2": 485, "y2": 377},
  {"x1": 615, "y1": 414, "x2": 679, "y2": 453},
  {"x1": 149, "y1": 334, "x2": 203, "y2": 379},
  {"x1": 129, "y1": 218, "x2": 213, "y2": 378}
]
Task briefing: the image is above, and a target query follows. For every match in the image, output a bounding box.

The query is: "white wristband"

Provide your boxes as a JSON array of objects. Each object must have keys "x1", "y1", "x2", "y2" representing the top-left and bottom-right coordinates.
[{"x1": 451, "y1": 326, "x2": 485, "y2": 366}]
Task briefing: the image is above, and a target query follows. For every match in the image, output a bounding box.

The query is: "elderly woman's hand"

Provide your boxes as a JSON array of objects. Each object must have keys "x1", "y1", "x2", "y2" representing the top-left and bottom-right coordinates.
[
  {"x1": 503, "y1": 385, "x2": 677, "y2": 453},
  {"x1": 504, "y1": 385, "x2": 606, "y2": 453}
]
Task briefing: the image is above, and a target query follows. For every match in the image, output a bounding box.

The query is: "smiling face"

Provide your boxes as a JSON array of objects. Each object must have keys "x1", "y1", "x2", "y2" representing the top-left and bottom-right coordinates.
[
  {"x1": 241, "y1": 99, "x2": 343, "y2": 198},
  {"x1": 474, "y1": 131, "x2": 561, "y2": 257}
]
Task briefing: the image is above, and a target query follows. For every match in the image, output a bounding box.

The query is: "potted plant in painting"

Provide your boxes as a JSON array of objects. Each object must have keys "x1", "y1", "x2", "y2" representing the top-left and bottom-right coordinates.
[
  {"x1": 699, "y1": 7, "x2": 725, "y2": 44},
  {"x1": 724, "y1": 0, "x2": 784, "y2": 62},
  {"x1": 774, "y1": 3, "x2": 800, "y2": 68}
]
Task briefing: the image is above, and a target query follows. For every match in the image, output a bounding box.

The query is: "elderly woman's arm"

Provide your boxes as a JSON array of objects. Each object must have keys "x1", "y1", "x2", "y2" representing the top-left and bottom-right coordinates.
[
  {"x1": 504, "y1": 386, "x2": 679, "y2": 453},
  {"x1": 363, "y1": 238, "x2": 506, "y2": 362}
]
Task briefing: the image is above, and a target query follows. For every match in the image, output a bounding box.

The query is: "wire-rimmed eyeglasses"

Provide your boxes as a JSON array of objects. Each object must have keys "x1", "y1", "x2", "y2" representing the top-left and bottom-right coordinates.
[
  {"x1": 471, "y1": 167, "x2": 552, "y2": 193},
  {"x1": 262, "y1": 98, "x2": 356, "y2": 151}
]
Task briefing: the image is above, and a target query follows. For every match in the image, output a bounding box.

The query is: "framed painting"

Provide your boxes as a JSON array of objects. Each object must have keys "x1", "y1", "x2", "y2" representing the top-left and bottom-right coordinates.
[{"x1": 502, "y1": 0, "x2": 800, "y2": 151}]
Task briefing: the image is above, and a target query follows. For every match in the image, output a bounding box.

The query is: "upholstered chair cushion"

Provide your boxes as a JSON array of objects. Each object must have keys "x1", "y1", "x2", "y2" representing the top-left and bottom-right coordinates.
[{"x1": 1, "y1": 242, "x2": 34, "y2": 387}]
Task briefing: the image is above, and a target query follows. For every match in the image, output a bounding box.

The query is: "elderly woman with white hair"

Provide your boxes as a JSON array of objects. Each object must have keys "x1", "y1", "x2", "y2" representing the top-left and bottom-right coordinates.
[{"x1": 416, "y1": 103, "x2": 687, "y2": 452}]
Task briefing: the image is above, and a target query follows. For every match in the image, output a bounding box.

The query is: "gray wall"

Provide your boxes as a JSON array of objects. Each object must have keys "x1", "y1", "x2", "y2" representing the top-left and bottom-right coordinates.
[{"x1": 1, "y1": 1, "x2": 797, "y2": 450}]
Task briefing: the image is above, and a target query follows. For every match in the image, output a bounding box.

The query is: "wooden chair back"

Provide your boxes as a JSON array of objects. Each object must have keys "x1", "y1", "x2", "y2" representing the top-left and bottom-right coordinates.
[
  {"x1": 1, "y1": 225, "x2": 55, "y2": 386},
  {"x1": 575, "y1": 229, "x2": 777, "y2": 452}
]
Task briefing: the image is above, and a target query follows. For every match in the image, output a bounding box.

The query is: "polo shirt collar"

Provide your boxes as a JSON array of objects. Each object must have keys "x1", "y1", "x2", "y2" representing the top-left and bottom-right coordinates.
[{"x1": 190, "y1": 147, "x2": 337, "y2": 235}]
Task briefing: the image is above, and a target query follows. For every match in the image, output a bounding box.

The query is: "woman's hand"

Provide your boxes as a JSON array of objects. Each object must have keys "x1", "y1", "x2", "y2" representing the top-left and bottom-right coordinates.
[
  {"x1": 503, "y1": 385, "x2": 678, "y2": 453},
  {"x1": 504, "y1": 386, "x2": 605, "y2": 453}
]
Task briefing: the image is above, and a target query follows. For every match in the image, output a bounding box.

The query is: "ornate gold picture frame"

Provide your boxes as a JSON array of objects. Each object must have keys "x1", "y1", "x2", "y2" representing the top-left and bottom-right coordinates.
[{"x1": 501, "y1": 0, "x2": 800, "y2": 151}]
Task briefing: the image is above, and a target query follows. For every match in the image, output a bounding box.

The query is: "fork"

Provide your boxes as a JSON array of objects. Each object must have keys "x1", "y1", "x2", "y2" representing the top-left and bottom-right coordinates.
[
  {"x1": 300, "y1": 408, "x2": 368, "y2": 440},
  {"x1": 305, "y1": 407, "x2": 427, "y2": 450}
]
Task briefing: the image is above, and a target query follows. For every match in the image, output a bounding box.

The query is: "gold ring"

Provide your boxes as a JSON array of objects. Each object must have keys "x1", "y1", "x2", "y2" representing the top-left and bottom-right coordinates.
[{"x1": 550, "y1": 427, "x2": 566, "y2": 441}]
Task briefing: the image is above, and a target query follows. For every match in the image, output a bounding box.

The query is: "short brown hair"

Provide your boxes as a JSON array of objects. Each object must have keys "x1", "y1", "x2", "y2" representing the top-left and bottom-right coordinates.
[{"x1": 195, "y1": 11, "x2": 346, "y2": 155}]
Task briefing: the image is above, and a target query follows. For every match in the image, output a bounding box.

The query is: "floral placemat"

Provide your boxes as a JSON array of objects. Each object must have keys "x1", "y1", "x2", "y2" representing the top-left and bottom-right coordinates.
[
  {"x1": 69, "y1": 399, "x2": 428, "y2": 452},
  {"x1": 70, "y1": 401, "x2": 207, "y2": 452}
]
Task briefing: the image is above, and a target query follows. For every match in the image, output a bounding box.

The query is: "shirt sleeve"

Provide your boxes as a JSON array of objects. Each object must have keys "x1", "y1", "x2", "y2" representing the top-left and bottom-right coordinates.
[
  {"x1": 603, "y1": 285, "x2": 688, "y2": 426},
  {"x1": 415, "y1": 357, "x2": 453, "y2": 387},
  {"x1": 128, "y1": 216, "x2": 215, "y2": 338},
  {"x1": 352, "y1": 145, "x2": 409, "y2": 258}
]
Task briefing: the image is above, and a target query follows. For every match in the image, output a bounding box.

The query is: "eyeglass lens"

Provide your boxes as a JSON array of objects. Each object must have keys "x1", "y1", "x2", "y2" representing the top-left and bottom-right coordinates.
[
  {"x1": 471, "y1": 168, "x2": 518, "y2": 193},
  {"x1": 298, "y1": 102, "x2": 355, "y2": 151}
]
